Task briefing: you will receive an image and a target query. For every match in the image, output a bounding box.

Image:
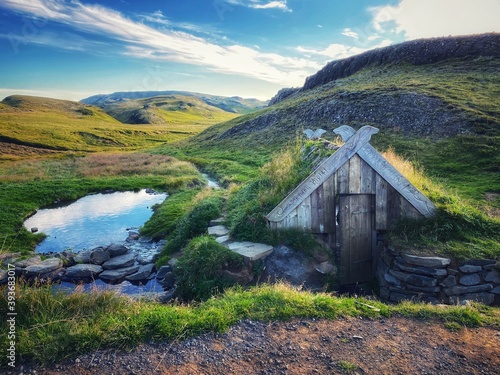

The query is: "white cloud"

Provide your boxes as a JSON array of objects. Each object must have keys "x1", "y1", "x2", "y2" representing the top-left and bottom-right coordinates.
[
  {"x1": 371, "y1": 0, "x2": 500, "y2": 40},
  {"x1": 297, "y1": 39, "x2": 393, "y2": 61},
  {"x1": 225, "y1": 0, "x2": 291, "y2": 12},
  {"x1": 341, "y1": 28, "x2": 358, "y2": 39},
  {"x1": 0, "y1": 0, "x2": 309, "y2": 86}
]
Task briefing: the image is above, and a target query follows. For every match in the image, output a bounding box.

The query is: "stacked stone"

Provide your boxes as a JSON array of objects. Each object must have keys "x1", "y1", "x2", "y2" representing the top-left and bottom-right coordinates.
[{"x1": 378, "y1": 246, "x2": 500, "y2": 306}]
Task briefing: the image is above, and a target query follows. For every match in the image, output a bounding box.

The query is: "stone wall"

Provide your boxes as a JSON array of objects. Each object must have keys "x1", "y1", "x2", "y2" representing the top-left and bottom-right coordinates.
[{"x1": 377, "y1": 247, "x2": 500, "y2": 306}]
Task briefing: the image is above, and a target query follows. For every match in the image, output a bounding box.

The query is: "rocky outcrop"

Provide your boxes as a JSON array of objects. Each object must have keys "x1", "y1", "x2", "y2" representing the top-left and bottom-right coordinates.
[
  {"x1": 268, "y1": 87, "x2": 300, "y2": 106},
  {"x1": 302, "y1": 33, "x2": 500, "y2": 91}
]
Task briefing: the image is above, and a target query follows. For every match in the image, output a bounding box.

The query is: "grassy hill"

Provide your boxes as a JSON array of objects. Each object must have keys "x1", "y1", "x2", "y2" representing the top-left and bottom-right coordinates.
[
  {"x1": 0, "y1": 95, "x2": 236, "y2": 156},
  {"x1": 97, "y1": 95, "x2": 239, "y2": 125}
]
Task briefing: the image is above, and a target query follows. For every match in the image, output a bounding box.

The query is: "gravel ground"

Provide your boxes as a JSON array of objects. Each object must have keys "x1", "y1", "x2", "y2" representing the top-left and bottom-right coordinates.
[{"x1": 9, "y1": 317, "x2": 500, "y2": 375}]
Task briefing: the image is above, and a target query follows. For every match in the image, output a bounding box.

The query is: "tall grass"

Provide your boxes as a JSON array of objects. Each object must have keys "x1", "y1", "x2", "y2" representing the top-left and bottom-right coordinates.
[{"x1": 1, "y1": 282, "x2": 498, "y2": 366}]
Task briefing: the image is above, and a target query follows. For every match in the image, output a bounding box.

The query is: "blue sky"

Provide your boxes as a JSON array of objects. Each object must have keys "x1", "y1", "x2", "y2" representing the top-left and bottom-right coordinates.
[{"x1": 0, "y1": 0, "x2": 499, "y2": 101}]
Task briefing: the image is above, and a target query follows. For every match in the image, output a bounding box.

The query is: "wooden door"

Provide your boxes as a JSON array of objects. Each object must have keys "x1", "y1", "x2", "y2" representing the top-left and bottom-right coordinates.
[{"x1": 338, "y1": 194, "x2": 375, "y2": 284}]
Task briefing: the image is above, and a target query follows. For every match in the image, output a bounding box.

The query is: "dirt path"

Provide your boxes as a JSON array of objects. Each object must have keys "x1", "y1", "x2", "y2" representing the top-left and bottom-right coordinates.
[{"x1": 11, "y1": 317, "x2": 500, "y2": 375}]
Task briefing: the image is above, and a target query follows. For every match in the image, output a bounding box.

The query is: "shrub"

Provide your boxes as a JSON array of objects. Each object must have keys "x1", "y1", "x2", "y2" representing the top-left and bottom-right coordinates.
[
  {"x1": 159, "y1": 191, "x2": 225, "y2": 257},
  {"x1": 174, "y1": 236, "x2": 244, "y2": 301}
]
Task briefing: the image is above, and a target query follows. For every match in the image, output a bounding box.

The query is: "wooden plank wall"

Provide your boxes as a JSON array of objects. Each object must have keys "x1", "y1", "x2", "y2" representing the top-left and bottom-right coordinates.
[{"x1": 272, "y1": 154, "x2": 423, "y2": 234}]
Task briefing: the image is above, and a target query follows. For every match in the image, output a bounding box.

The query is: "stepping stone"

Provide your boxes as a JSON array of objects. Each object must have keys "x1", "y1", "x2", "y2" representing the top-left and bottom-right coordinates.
[
  {"x1": 227, "y1": 242, "x2": 274, "y2": 261},
  {"x1": 106, "y1": 244, "x2": 129, "y2": 257},
  {"x1": 102, "y1": 253, "x2": 136, "y2": 270},
  {"x1": 215, "y1": 235, "x2": 231, "y2": 244},
  {"x1": 100, "y1": 265, "x2": 140, "y2": 282},
  {"x1": 65, "y1": 264, "x2": 103, "y2": 279},
  {"x1": 208, "y1": 225, "x2": 230, "y2": 237},
  {"x1": 209, "y1": 217, "x2": 225, "y2": 226}
]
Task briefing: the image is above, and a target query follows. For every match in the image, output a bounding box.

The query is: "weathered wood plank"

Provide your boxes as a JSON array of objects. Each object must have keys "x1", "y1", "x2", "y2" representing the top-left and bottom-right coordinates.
[
  {"x1": 360, "y1": 157, "x2": 375, "y2": 194},
  {"x1": 323, "y1": 173, "x2": 336, "y2": 234},
  {"x1": 333, "y1": 125, "x2": 436, "y2": 218},
  {"x1": 311, "y1": 185, "x2": 325, "y2": 233},
  {"x1": 387, "y1": 185, "x2": 401, "y2": 228},
  {"x1": 284, "y1": 208, "x2": 298, "y2": 229},
  {"x1": 297, "y1": 194, "x2": 312, "y2": 231},
  {"x1": 337, "y1": 161, "x2": 349, "y2": 195},
  {"x1": 266, "y1": 125, "x2": 380, "y2": 222},
  {"x1": 375, "y1": 173, "x2": 388, "y2": 230},
  {"x1": 348, "y1": 154, "x2": 362, "y2": 194}
]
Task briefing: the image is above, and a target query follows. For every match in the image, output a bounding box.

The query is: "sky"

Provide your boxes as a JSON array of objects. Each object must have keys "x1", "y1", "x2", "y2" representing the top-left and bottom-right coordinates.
[{"x1": 0, "y1": 0, "x2": 499, "y2": 101}]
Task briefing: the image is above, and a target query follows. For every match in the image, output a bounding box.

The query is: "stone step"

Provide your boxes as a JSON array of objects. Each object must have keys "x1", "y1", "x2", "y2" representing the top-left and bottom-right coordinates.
[
  {"x1": 226, "y1": 241, "x2": 274, "y2": 261},
  {"x1": 209, "y1": 217, "x2": 226, "y2": 226},
  {"x1": 208, "y1": 225, "x2": 230, "y2": 237}
]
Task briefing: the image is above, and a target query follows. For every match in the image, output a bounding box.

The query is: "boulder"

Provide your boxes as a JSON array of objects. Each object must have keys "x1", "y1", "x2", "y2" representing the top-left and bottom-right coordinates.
[
  {"x1": 402, "y1": 254, "x2": 451, "y2": 268},
  {"x1": 65, "y1": 264, "x2": 103, "y2": 279},
  {"x1": 156, "y1": 265, "x2": 173, "y2": 280},
  {"x1": 89, "y1": 247, "x2": 110, "y2": 265},
  {"x1": 126, "y1": 232, "x2": 140, "y2": 242},
  {"x1": 24, "y1": 258, "x2": 62, "y2": 278},
  {"x1": 440, "y1": 275, "x2": 457, "y2": 287},
  {"x1": 222, "y1": 268, "x2": 253, "y2": 286},
  {"x1": 99, "y1": 265, "x2": 140, "y2": 283},
  {"x1": 315, "y1": 261, "x2": 337, "y2": 275},
  {"x1": 389, "y1": 270, "x2": 438, "y2": 287},
  {"x1": 106, "y1": 244, "x2": 129, "y2": 257},
  {"x1": 125, "y1": 264, "x2": 155, "y2": 281},
  {"x1": 158, "y1": 271, "x2": 175, "y2": 289},
  {"x1": 102, "y1": 253, "x2": 136, "y2": 270},
  {"x1": 450, "y1": 292, "x2": 495, "y2": 306},
  {"x1": 74, "y1": 251, "x2": 91, "y2": 264},
  {"x1": 14, "y1": 256, "x2": 42, "y2": 268},
  {"x1": 208, "y1": 225, "x2": 230, "y2": 237}
]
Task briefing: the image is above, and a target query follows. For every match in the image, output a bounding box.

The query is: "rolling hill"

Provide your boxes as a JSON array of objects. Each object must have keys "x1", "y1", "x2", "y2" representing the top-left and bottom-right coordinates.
[
  {"x1": 90, "y1": 95, "x2": 240, "y2": 125},
  {"x1": 81, "y1": 90, "x2": 268, "y2": 116},
  {"x1": 0, "y1": 94, "x2": 232, "y2": 155}
]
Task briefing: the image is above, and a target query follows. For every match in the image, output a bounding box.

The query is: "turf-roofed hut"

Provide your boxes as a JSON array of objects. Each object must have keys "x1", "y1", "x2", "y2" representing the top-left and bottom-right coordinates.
[{"x1": 266, "y1": 125, "x2": 437, "y2": 285}]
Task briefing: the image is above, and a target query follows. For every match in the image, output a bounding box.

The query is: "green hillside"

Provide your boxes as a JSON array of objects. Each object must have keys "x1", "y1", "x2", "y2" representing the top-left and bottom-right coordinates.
[
  {"x1": 99, "y1": 95, "x2": 239, "y2": 125},
  {"x1": 0, "y1": 95, "x2": 233, "y2": 155}
]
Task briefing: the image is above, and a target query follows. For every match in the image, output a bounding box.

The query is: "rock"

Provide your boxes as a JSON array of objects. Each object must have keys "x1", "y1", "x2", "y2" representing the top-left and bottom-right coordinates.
[
  {"x1": 125, "y1": 264, "x2": 155, "y2": 281},
  {"x1": 450, "y1": 292, "x2": 495, "y2": 306},
  {"x1": 315, "y1": 261, "x2": 337, "y2": 275},
  {"x1": 126, "y1": 232, "x2": 140, "y2": 242},
  {"x1": 215, "y1": 235, "x2": 231, "y2": 244},
  {"x1": 74, "y1": 251, "x2": 91, "y2": 264},
  {"x1": 65, "y1": 264, "x2": 103, "y2": 279},
  {"x1": 156, "y1": 265, "x2": 173, "y2": 280},
  {"x1": 389, "y1": 270, "x2": 438, "y2": 287},
  {"x1": 491, "y1": 286, "x2": 500, "y2": 295},
  {"x1": 384, "y1": 273, "x2": 401, "y2": 286},
  {"x1": 208, "y1": 225, "x2": 230, "y2": 237},
  {"x1": 102, "y1": 253, "x2": 136, "y2": 270},
  {"x1": 463, "y1": 259, "x2": 496, "y2": 267},
  {"x1": 100, "y1": 265, "x2": 140, "y2": 283},
  {"x1": 157, "y1": 290, "x2": 176, "y2": 303},
  {"x1": 459, "y1": 265, "x2": 482, "y2": 273},
  {"x1": 459, "y1": 274, "x2": 481, "y2": 286},
  {"x1": 137, "y1": 254, "x2": 155, "y2": 265},
  {"x1": 14, "y1": 256, "x2": 42, "y2": 268},
  {"x1": 444, "y1": 284, "x2": 493, "y2": 296},
  {"x1": 406, "y1": 285, "x2": 441, "y2": 294},
  {"x1": 440, "y1": 275, "x2": 457, "y2": 287},
  {"x1": 394, "y1": 260, "x2": 447, "y2": 277},
  {"x1": 0, "y1": 270, "x2": 8, "y2": 284},
  {"x1": 209, "y1": 218, "x2": 225, "y2": 226},
  {"x1": 222, "y1": 268, "x2": 253, "y2": 285},
  {"x1": 106, "y1": 244, "x2": 129, "y2": 257},
  {"x1": 158, "y1": 271, "x2": 175, "y2": 289},
  {"x1": 24, "y1": 258, "x2": 62, "y2": 277},
  {"x1": 89, "y1": 247, "x2": 110, "y2": 265},
  {"x1": 31, "y1": 227, "x2": 38, "y2": 233},
  {"x1": 228, "y1": 242, "x2": 274, "y2": 261},
  {"x1": 484, "y1": 270, "x2": 500, "y2": 283},
  {"x1": 402, "y1": 254, "x2": 451, "y2": 268}
]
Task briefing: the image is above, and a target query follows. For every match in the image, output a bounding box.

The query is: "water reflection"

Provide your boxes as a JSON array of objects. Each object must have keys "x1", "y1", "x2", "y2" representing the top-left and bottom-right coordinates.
[{"x1": 24, "y1": 189, "x2": 167, "y2": 253}]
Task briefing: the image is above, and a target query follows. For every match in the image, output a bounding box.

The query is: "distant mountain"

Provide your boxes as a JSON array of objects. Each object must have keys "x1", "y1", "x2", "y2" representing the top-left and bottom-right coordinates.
[{"x1": 81, "y1": 90, "x2": 268, "y2": 115}]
